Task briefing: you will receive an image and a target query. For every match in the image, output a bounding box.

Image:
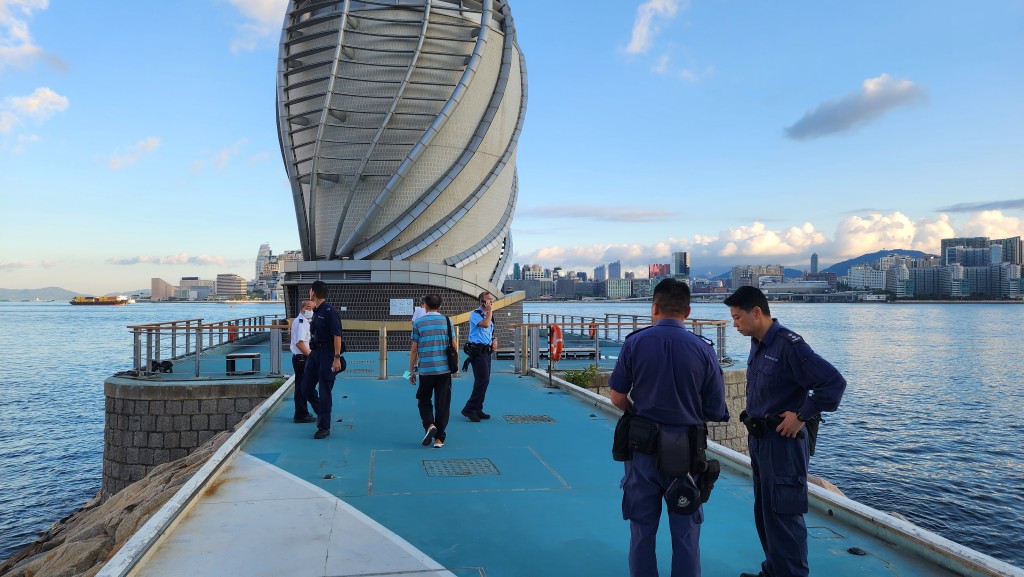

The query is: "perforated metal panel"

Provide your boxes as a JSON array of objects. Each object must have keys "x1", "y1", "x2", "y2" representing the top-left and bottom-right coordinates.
[
  {"x1": 503, "y1": 414, "x2": 556, "y2": 424},
  {"x1": 423, "y1": 458, "x2": 500, "y2": 477}
]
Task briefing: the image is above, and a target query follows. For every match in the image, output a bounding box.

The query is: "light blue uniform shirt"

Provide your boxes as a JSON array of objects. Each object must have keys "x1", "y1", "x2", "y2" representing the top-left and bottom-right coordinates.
[{"x1": 468, "y1": 308, "x2": 494, "y2": 345}]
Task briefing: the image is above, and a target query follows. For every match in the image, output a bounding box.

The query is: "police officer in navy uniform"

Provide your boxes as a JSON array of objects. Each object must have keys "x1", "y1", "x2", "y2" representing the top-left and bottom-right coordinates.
[
  {"x1": 460, "y1": 291, "x2": 498, "y2": 422},
  {"x1": 610, "y1": 278, "x2": 729, "y2": 577},
  {"x1": 300, "y1": 280, "x2": 344, "y2": 439},
  {"x1": 724, "y1": 286, "x2": 846, "y2": 577}
]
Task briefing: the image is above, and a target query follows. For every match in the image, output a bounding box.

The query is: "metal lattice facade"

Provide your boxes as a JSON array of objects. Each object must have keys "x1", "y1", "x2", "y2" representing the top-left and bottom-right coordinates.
[{"x1": 276, "y1": 0, "x2": 527, "y2": 293}]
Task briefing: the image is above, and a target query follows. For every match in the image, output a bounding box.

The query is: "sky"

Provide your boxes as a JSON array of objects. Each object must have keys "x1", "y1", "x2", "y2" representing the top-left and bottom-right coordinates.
[{"x1": 1, "y1": 0, "x2": 1022, "y2": 294}]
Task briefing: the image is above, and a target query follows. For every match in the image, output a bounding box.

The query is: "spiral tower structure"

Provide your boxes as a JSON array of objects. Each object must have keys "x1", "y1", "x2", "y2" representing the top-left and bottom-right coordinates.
[{"x1": 276, "y1": 0, "x2": 526, "y2": 345}]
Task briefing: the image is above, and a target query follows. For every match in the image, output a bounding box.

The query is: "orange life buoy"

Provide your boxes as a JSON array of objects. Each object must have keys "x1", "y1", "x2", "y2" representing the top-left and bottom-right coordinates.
[
  {"x1": 228, "y1": 324, "x2": 238, "y2": 342},
  {"x1": 588, "y1": 323, "x2": 598, "y2": 339},
  {"x1": 548, "y1": 324, "x2": 564, "y2": 361}
]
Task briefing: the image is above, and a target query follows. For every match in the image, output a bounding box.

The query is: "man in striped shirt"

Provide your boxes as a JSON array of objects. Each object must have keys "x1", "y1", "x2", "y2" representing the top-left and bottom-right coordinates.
[{"x1": 409, "y1": 293, "x2": 455, "y2": 449}]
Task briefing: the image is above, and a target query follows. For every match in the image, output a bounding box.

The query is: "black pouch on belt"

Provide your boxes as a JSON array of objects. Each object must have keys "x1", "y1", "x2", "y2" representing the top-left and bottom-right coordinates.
[
  {"x1": 805, "y1": 415, "x2": 822, "y2": 456},
  {"x1": 612, "y1": 411, "x2": 633, "y2": 462},
  {"x1": 628, "y1": 416, "x2": 660, "y2": 455},
  {"x1": 657, "y1": 428, "x2": 691, "y2": 477}
]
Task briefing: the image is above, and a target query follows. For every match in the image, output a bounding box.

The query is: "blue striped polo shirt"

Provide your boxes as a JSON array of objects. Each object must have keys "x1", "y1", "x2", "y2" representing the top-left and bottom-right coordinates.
[{"x1": 411, "y1": 312, "x2": 454, "y2": 375}]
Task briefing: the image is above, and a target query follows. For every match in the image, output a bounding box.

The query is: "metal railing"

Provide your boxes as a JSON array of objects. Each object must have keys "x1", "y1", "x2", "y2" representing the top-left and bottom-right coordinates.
[
  {"x1": 517, "y1": 313, "x2": 730, "y2": 372},
  {"x1": 128, "y1": 314, "x2": 286, "y2": 377}
]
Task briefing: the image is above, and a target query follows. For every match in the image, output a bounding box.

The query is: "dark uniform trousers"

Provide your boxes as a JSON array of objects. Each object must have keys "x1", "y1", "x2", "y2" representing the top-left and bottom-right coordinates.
[
  {"x1": 621, "y1": 427, "x2": 703, "y2": 577},
  {"x1": 301, "y1": 348, "x2": 337, "y2": 431},
  {"x1": 749, "y1": 428, "x2": 810, "y2": 577},
  {"x1": 292, "y1": 354, "x2": 312, "y2": 419},
  {"x1": 464, "y1": 348, "x2": 491, "y2": 413},
  {"x1": 416, "y1": 373, "x2": 451, "y2": 441}
]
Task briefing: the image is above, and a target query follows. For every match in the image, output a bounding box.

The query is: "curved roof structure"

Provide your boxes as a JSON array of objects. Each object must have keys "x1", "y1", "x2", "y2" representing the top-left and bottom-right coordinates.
[{"x1": 277, "y1": 0, "x2": 527, "y2": 289}]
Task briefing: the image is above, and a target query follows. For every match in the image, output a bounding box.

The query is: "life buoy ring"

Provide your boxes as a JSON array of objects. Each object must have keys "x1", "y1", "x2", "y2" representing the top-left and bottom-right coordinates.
[
  {"x1": 228, "y1": 324, "x2": 238, "y2": 342},
  {"x1": 588, "y1": 323, "x2": 598, "y2": 339},
  {"x1": 548, "y1": 324, "x2": 564, "y2": 361}
]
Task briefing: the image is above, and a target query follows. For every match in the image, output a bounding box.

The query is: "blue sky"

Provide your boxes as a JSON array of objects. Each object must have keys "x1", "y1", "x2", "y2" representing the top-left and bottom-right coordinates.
[{"x1": 1, "y1": 0, "x2": 1022, "y2": 294}]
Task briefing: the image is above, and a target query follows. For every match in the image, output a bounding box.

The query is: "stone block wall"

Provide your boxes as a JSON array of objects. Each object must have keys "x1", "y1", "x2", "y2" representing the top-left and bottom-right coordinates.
[
  {"x1": 102, "y1": 378, "x2": 281, "y2": 499},
  {"x1": 708, "y1": 369, "x2": 748, "y2": 453}
]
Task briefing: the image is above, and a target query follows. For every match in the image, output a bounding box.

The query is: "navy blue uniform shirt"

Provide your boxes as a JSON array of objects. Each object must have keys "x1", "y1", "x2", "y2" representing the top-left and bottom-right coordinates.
[
  {"x1": 609, "y1": 319, "x2": 729, "y2": 426},
  {"x1": 746, "y1": 319, "x2": 846, "y2": 420},
  {"x1": 310, "y1": 300, "x2": 343, "y2": 347}
]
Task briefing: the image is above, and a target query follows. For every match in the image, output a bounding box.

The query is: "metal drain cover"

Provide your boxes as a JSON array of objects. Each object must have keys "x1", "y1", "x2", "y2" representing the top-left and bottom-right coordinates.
[
  {"x1": 423, "y1": 458, "x2": 500, "y2": 477},
  {"x1": 503, "y1": 414, "x2": 556, "y2": 424},
  {"x1": 347, "y1": 369, "x2": 373, "y2": 374}
]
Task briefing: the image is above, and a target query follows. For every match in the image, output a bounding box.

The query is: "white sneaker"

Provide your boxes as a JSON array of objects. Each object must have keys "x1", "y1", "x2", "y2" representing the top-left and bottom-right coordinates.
[
  {"x1": 433, "y1": 438, "x2": 444, "y2": 449},
  {"x1": 421, "y1": 425, "x2": 436, "y2": 446}
]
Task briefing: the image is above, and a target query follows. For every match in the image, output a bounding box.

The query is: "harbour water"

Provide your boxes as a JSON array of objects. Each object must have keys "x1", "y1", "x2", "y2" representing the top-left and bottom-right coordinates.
[{"x1": 0, "y1": 300, "x2": 1021, "y2": 567}]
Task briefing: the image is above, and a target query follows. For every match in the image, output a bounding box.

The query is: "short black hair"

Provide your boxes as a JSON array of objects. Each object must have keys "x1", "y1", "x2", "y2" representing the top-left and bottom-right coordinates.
[
  {"x1": 423, "y1": 293, "x2": 442, "y2": 310},
  {"x1": 652, "y1": 278, "x2": 691, "y2": 316},
  {"x1": 723, "y1": 285, "x2": 770, "y2": 316},
  {"x1": 311, "y1": 280, "x2": 328, "y2": 299}
]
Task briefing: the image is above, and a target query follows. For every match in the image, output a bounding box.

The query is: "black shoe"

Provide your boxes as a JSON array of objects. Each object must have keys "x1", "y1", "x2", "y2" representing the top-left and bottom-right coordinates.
[
  {"x1": 314, "y1": 428, "x2": 330, "y2": 439},
  {"x1": 293, "y1": 415, "x2": 316, "y2": 423},
  {"x1": 739, "y1": 572, "x2": 765, "y2": 577},
  {"x1": 422, "y1": 424, "x2": 437, "y2": 446},
  {"x1": 477, "y1": 411, "x2": 491, "y2": 420},
  {"x1": 461, "y1": 408, "x2": 481, "y2": 422}
]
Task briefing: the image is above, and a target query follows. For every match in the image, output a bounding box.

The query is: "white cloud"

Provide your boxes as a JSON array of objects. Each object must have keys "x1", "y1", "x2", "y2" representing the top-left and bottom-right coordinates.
[
  {"x1": 108, "y1": 136, "x2": 160, "y2": 170},
  {"x1": 192, "y1": 139, "x2": 248, "y2": 172},
  {"x1": 786, "y1": 74, "x2": 926, "y2": 140},
  {"x1": 227, "y1": 0, "x2": 287, "y2": 52},
  {"x1": 106, "y1": 253, "x2": 246, "y2": 266},
  {"x1": 514, "y1": 211, "x2": 1021, "y2": 274},
  {"x1": 517, "y1": 204, "x2": 678, "y2": 223},
  {"x1": 0, "y1": 86, "x2": 67, "y2": 133},
  {"x1": 0, "y1": 0, "x2": 47, "y2": 70},
  {"x1": 959, "y1": 210, "x2": 1024, "y2": 239},
  {"x1": 0, "y1": 259, "x2": 33, "y2": 271},
  {"x1": 626, "y1": 0, "x2": 681, "y2": 55}
]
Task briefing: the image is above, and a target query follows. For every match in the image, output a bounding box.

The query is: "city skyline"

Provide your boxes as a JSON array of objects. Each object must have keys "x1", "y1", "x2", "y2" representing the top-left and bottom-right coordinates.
[{"x1": 2, "y1": 1, "x2": 1023, "y2": 294}]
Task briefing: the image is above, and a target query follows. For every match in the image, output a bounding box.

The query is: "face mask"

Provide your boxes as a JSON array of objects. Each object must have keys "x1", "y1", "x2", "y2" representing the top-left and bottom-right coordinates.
[{"x1": 303, "y1": 310, "x2": 313, "y2": 320}]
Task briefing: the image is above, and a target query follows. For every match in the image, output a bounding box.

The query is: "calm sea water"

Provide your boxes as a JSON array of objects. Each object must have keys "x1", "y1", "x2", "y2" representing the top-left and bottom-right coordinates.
[{"x1": 0, "y1": 300, "x2": 1021, "y2": 567}]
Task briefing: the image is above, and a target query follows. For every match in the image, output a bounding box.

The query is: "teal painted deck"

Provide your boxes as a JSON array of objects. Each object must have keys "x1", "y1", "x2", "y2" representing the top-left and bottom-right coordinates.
[{"x1": 111, "y1": 341, "x2": 1021, "y2": 576}]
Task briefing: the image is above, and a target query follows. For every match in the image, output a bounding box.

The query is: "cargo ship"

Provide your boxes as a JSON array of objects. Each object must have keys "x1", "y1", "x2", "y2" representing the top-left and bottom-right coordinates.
[{"x1": 69, "y1": 296, "x2": 131, "y2": 306}]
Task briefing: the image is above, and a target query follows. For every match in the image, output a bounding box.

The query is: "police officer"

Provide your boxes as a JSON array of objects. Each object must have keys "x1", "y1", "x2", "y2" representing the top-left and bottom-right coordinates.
[
  {"x1": 460, "y1": 291, "x2": 498, "y2": 422},
  {"x1": 290, "y1": 299, "x2": 317, "y2": 423},
  {"x1": 610, "y1": 279, "x2": 729, "y2": 577},
  {"x1": 723, "y1": 286, "x2": 846, "y2": 577},
  {"x1": 301, "y1": 280, "x2": 344, "y2": 439}
]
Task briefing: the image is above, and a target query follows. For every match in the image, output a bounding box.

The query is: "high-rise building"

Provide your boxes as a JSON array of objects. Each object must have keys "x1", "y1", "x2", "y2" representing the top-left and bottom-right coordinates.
[
  {"x1": 151, "y1": 278, "x2": 176, "y2": 302},
  {"x1": 594, "y1": 265, "x2": 606, "y2": 282},
  {"x1": 810, "y1": 253, "x2": 819, "y2": 274},
  {"x1": 513, "y1": 263, "x2": 521, "y2": 280},
  {"x1": 608, "y1": 261, "x2": 622, "y2": 280},
  {"x1": 255, "y1": 243, "x2": 271, "y2": 280},
  {"x1": 277, "y1": 0, "x2": 528, "y2": 346},
  {"x1": 216, "y1": 274, "x2": 246, "y2": 298},
  {"x1": 672, "y1": 252, "x2": 690, "y2": 278},
  {"x1": 649, "y1": 263, "x2": 671, "y2": 279}
]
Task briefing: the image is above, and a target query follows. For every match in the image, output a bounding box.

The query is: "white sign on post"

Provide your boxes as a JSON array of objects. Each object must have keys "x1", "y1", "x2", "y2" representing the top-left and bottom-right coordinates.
[{"x1": 390, "y1": 298, "x2": 414, "y2": 316}]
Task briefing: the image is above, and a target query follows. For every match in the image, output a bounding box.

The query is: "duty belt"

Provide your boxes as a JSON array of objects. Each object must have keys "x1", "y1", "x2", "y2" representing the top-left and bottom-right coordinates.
[{"x1": 739, "y1": 410, "x2": 804, "y2": 439}]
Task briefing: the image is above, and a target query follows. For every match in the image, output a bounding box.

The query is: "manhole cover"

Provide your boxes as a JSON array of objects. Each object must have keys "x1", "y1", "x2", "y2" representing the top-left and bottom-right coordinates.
[
  {"x1": 347, "y1": 369, "x2": 373, "y2": 374},
  {"x1": 423, "y1": 458, "x2": 500, "y2": 477},
  {"x1": 503, "y1": 414, "x2": 556, "y2": 424},
  {"x1": 351, "y1": 360, "x2": 374, "y2": 364}
]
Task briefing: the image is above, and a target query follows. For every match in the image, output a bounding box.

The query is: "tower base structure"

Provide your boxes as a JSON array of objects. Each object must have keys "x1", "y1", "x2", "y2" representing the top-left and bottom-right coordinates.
[{"x1": 282, "y1": 260, "x2": 523, "y2": 351}]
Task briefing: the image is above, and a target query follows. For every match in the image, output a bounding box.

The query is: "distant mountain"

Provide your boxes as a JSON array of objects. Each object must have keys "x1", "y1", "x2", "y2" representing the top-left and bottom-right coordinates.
[
  {"x1": 0, "y1": 287, "x2": 151, "y2": 301},
  {"x1": 0, "y1": 287, "x2": 82, "y2": 301},
  {"x1": 821, "y1": 249, "x2": 935, "y2": 277}
]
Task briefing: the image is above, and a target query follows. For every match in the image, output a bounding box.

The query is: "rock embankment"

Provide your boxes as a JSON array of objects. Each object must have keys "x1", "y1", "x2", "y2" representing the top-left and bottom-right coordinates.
[{"x1": 0, "y1": 427, "x2": 234, "y2": 577}]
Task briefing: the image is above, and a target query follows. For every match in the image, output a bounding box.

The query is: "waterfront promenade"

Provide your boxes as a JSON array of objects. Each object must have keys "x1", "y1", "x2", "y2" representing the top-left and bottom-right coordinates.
[{"x1": 95, "y1": 350, "x2": 1020, "y2": 577}]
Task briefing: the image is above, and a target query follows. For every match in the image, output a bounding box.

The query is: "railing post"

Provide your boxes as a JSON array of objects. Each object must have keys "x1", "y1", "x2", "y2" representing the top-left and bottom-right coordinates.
[
  {"x1": 194, "y1": 326, "x2": 203, "y2": 377},
  {"x1": 154, "y1": 330, "x2": 162, "y2": 362},
  {"x1": 528, "y1": 326, "x2": 539, "y2": 370},
  {"x1": 378, "y1": 325, "x2": 388, "y2": 380},
  {"x1": 170, "y1": 322, "x2": 177, "y2": 359},
  {"x1": 185, "y1": 321, "x2": 191, "y2": 359},
  {"x1": 717, "y1": 323, "x2": 727, "y2": 362},
  {"x1": 145, "y1": 329, "x2": 154, "y2": 374},
  {"x1": 512, "y1": 326, "x2": 521, "y2": 374},
  {"x1": 270, "y1": 327, "x2": 282, "y2": 375},
  {"x1": 133, "y1": 329, "x2": 142, "y2": 371}
]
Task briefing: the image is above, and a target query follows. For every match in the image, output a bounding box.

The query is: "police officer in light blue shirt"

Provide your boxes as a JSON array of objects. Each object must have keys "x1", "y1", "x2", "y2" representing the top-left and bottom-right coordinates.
[
  {"x1": 724, "y1": 286, "x2": 846, "y2": 577},
  {"x1": 610, "y1": 278, "x2": 729, "y2": 577},
  {"x1": 460, "y1": 291, "x2": 498, "y2": 422}
]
